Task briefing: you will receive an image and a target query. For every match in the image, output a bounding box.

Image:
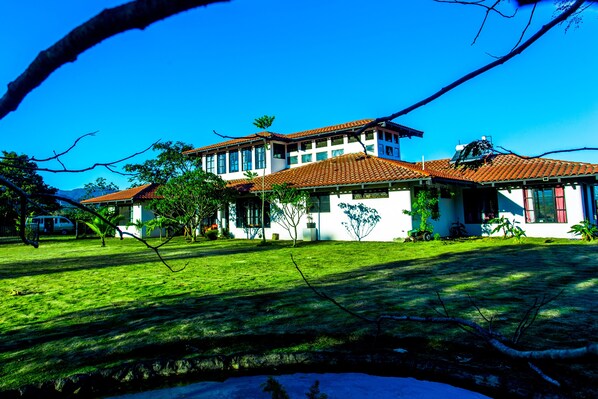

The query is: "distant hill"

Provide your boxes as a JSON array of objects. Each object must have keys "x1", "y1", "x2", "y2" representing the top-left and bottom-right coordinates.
[
  {"x1": 56, "y1": 188, "x2": 118, "y2": 206},
  {"x1": 56, "y1": 188, "x2": 88, "y2": 202}
]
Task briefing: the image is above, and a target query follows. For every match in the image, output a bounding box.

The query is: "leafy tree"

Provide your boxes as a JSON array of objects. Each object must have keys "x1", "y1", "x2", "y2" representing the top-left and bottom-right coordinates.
[
  {"x1": 83, "y1": 177, "x2": 119, "y2": 200},
  {"x1": 124, "y1": 141, "x2": 202, "y2": 186},
  {"x1": 0, "y1": 151, "x2": 59, "y2": 225},
  {"x1": 150, "y1": 169, "x2": 228, "y2": 242},
  {"x1": 267, "y1": 183, "x2": 310, "y2": 246},
  {"x1": 403, "y1": 189, "x2": 440, "y2": 234},
  {"x1": 85, "y1": 206, "x2": 123, "y2": 247},
  {"x1": 338, "y1": 202, "x2": 381, "y2": 241},
  {"x1": 253, "y1": 115, "x2": 275, "y2": 245}
]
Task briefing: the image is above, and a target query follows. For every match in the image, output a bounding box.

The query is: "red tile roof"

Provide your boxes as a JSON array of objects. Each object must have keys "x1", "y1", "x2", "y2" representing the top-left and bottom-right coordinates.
[
  {"x1": 227, "y1": 153, "x2": 464, "y2": 192},
  {"x1": 184, "y1": 119, "x2": 423, "y2": 155},
  {"x1": 81, "y1": 183, "x2": 162, "y2": 204},
  {"x1": 184, "y1": 131, "x2": 287, "y2": 155},
  {"x1": 420, "y1": 154, "x2": 598, "y2": 183},
  {"x1": 285, "y1": 119, "x2": 375, "y2": 139}
]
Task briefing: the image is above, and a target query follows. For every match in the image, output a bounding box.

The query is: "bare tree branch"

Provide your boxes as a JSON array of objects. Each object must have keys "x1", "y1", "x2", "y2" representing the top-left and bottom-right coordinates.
[
  {"x1": 1, "y1": 136, "x2": 159, "y2": 174},
  {"x1": 348, "y1": 0, "x2": 587, "y2": 144},
  {"x1": 0, "y1": 0, "x2": 230, "y2": 120},
  {"x1": 511, "y1": 2, "x2": 537, "y2": 52},
  {"x1": 292, "y1": 259, "x2": 598, "y2": 364},
  {"x1": 30, "y1": 131, "x2": 98, "y2": 162},
  {"x1": 435, "y1": 0, "x2": 518, "y2": 45},
  {"x1": 495, "y1": 146, "x2": 598, "y2": 159}
]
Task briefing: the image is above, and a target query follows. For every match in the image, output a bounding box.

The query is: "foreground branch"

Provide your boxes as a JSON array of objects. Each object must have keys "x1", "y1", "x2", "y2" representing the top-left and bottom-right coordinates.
[
  {"x1": 349, "y1": 0, "x2": 586, "y2": 144},
  {"x1": 291, "y1": 256, "x2": 597, "y2": 366},
  {"x1": 0, "y1": 0, "x2": 230, "y2": 120}
]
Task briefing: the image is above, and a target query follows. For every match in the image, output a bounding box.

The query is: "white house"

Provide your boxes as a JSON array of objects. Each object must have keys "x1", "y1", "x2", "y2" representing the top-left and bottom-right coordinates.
[
  {"x1": 83, "y1": 119, "x2": 598, "y2": 241},
  {"x1": 182, "y1": 119, "x2": 598, "y2": 241},
  {"x1": 81, "y1": 183, "x2": 162, "y2": 238}
]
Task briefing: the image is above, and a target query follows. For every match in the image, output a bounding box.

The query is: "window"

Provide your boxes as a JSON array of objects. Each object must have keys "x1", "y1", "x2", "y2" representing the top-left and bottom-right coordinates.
[
  {"x1": 394, "y1": 134, "x2": 399, "y2": 144},
  {"x1": 463, "y1": 188, "x2": 498, "y2": 224},
  {"x1": 394, "y1": 148, "x2": 400, "y2": 157},
  {"x1": 273, "y1": 143, "x2": 285, "y2": 159},
  {"x1": 229, "y1": 150, "x2": 239, "y2": 172},
  {"x1": 353, "y1": 189, "x2": 389, "y2": 200},
  {"x1": 117, "y1": 205, "x2": 133, "y2": 224},
  {"x1": 309, "y1": 194, "x2": 330, "y2": 213},
  {"x1": 205, "y1": 154, "x2": 215, "y2": 173},
  {"x1": 365, "y1": 131, "x2": 374, "y2": 141},
  {"x1": 378, "y1": 144, "x2": 384, "y2": 154},
  {"x1": 242, "y1": 147, "x2": 252, "y2": 171},
  {"x1": 217, "y1": 152, "x2": 226, "y2": 174},
  {"x1": 301, "y1": 141, "x2": 313, "y2": 151},
  {"x1": 365, "y1": 144, "x2": 374, "y2": 153},
  {"x1": 524, "y1": 186, "x2": 566, "y2": 223},
  {"x1": 332, "y1": 149, "x2": 344, "y2": 157},
  {"x1": 331, "y1": 135, "x2": 344, "y2": 146},
  {"x1": 255, "y1": 145, "x2": 266, "y2": 169},
  {"x1": 301, "y1": 154, "x2": 312, "y2": 163},
  {"x1": 378, "y1": 131, "x2": 383, "y2": 140},
  {"x1": 316, "y1": 138, "x2": 328, "y2": 148},
  {"x1": 385, "y1": 146, "x2": 393, "y2": 156},
  {"x1": 235, "y1": 198, "x2": 270, "y2": 228},
  {"x1": 287, "y1": 143, "x2": 298, "y2": 153},
  {"x1": 316, "y1": 151, "x2": 328, "y2": 161},
  {"x1": 385, "y1": 132, "x2": 393, "y2": 142},
  {"x1": 287, "y1": 155, "x2": 298, "y2": 165},
  {"x1": 348, "y1": 134, "x2": 360, "y2": 143}
]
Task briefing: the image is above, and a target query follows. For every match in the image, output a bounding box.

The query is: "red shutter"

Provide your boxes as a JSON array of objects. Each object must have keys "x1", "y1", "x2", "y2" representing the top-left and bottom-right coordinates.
[
  {"x1": 555, "y1": 186, "x2": 567, "y2": 223},
  {"x1": 523, "y1": 187, "x2": 534, "y2": 223}
]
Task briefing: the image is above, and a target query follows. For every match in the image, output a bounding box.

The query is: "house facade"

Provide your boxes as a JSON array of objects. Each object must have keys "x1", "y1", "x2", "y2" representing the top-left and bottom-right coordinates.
[
  {"x1": 83, "y1": 119, "x2": 598, "y2": 241},
  {"x1": 183, "y1": 119, "x2": 598, "y2": 241},
  {"x1": 80, "y1": 183, "x2": 162, "y2": 238}
]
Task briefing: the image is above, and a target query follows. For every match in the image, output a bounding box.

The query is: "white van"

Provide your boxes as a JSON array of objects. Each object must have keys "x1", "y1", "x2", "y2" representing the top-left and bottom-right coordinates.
[{"x1": 28, "y1": 216, "x2": 75, "y2": 235}]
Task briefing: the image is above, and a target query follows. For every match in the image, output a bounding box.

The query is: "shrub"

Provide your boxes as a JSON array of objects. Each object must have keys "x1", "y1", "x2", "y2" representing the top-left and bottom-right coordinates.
[
  {"x1": 205, "y1": 229, "x2": 218, "y2": 240},
  {"x1": 568, "y1": 220, "x2": 598, "y2": 241}
]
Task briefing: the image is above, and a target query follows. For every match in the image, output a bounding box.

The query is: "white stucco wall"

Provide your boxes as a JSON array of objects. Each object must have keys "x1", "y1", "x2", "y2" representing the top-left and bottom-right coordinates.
[
  {"x1": 228, "y1": 188, "x2": 415, "y2": 242},
  {"x1": 463, "y1": 186, "x2": 585, "y2": 239},
  {"x1": 116, "y1": 203, "x2": 161, "y2": 238}
]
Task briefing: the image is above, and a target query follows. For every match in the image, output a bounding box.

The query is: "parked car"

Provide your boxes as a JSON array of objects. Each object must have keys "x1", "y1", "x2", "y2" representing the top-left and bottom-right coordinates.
[{"x1": 27, "y1": 216, "x2": 75, "y2": 235}]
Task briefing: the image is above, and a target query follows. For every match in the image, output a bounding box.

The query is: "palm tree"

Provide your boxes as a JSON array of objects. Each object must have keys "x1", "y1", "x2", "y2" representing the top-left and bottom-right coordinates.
[{"x1": 85, "y1": 207, "x2": 123, "y2": 247}]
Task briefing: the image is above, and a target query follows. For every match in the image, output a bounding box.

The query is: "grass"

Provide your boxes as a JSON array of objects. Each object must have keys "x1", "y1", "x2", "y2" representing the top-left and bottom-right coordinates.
[{"x1": 0, "y1": 236, "x2": 596, "y2": 392}]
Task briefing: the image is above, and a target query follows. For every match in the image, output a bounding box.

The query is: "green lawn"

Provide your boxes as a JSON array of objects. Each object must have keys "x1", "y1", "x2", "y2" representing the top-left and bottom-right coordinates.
[{"x1": 0, "y1": 236, "x2": 596, "y2": 392}]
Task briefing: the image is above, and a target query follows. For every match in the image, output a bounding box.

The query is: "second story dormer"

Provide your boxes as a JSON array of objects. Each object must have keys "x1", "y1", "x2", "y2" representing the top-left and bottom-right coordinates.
[{"x1": 184, "y1": 119, "x2": 423, "y2": 181}]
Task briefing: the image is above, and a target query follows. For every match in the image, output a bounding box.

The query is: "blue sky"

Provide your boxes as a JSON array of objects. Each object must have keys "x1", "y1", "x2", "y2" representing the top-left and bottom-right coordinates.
[{"x1": 1, "y1": 0, "x2": 597, "y2": 190}]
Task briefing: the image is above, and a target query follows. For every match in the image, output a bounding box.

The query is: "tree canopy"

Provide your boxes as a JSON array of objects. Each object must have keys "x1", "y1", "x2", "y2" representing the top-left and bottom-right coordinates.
[
  {"x1": 150, "y1": 169, "x2": 229, "y2": 242},
  {"x1": 0, "y1": 151, "x2": 58, "y2": 225},
  {"x1": 124, "y1": 141, "x2": 202, "y2": 186}
]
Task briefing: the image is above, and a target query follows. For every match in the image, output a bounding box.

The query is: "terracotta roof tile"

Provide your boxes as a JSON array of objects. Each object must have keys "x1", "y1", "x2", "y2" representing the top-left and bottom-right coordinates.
[
  {"x1": 81, "y1": 183, "x2": 162, "y2": 204},
  {"x1": 420, "y1": 154, "x2": 598, "y2": 183},
  {"x1": 184, "y1": 131, "x2": 287, "y2": 154},
  {"x1": 184, "y1": 119, "x2": 422, "y2": 155},
  {"x1": 285, "y1": 119, "x2": 375, "y2": 139},
  {"x1": 228, "y1": 153, "x2": 465, "y2": 192}
]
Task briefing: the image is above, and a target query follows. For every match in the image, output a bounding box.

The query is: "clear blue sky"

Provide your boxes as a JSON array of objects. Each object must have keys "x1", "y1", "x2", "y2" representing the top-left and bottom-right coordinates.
[{"x1": 1, "y1": 0, "x2": 597, "y2": 190}]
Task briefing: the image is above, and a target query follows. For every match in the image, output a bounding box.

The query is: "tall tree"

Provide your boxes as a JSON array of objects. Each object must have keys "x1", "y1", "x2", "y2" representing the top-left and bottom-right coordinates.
[
  {"x1": 0, "y1": 151, "x2": 59, "y2": 225},
  {"x1": 150, "y1": 169, "x2": 229, "y2": 242},
  {"x1": 253, "y1": 115, "x2": 275, "y2": 245},
  {"x1": 124, "y1": 141, "x2": 202, "y2": 186}
]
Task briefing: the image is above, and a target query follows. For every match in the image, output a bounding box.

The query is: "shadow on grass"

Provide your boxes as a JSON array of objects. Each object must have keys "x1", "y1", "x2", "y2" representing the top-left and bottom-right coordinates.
[
  {"x1": 0, "y1": 241, "x2": 596, "y2": 392},
  {"x1": 0, "y1": 239, "x2": 287, "y2": 280}
]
